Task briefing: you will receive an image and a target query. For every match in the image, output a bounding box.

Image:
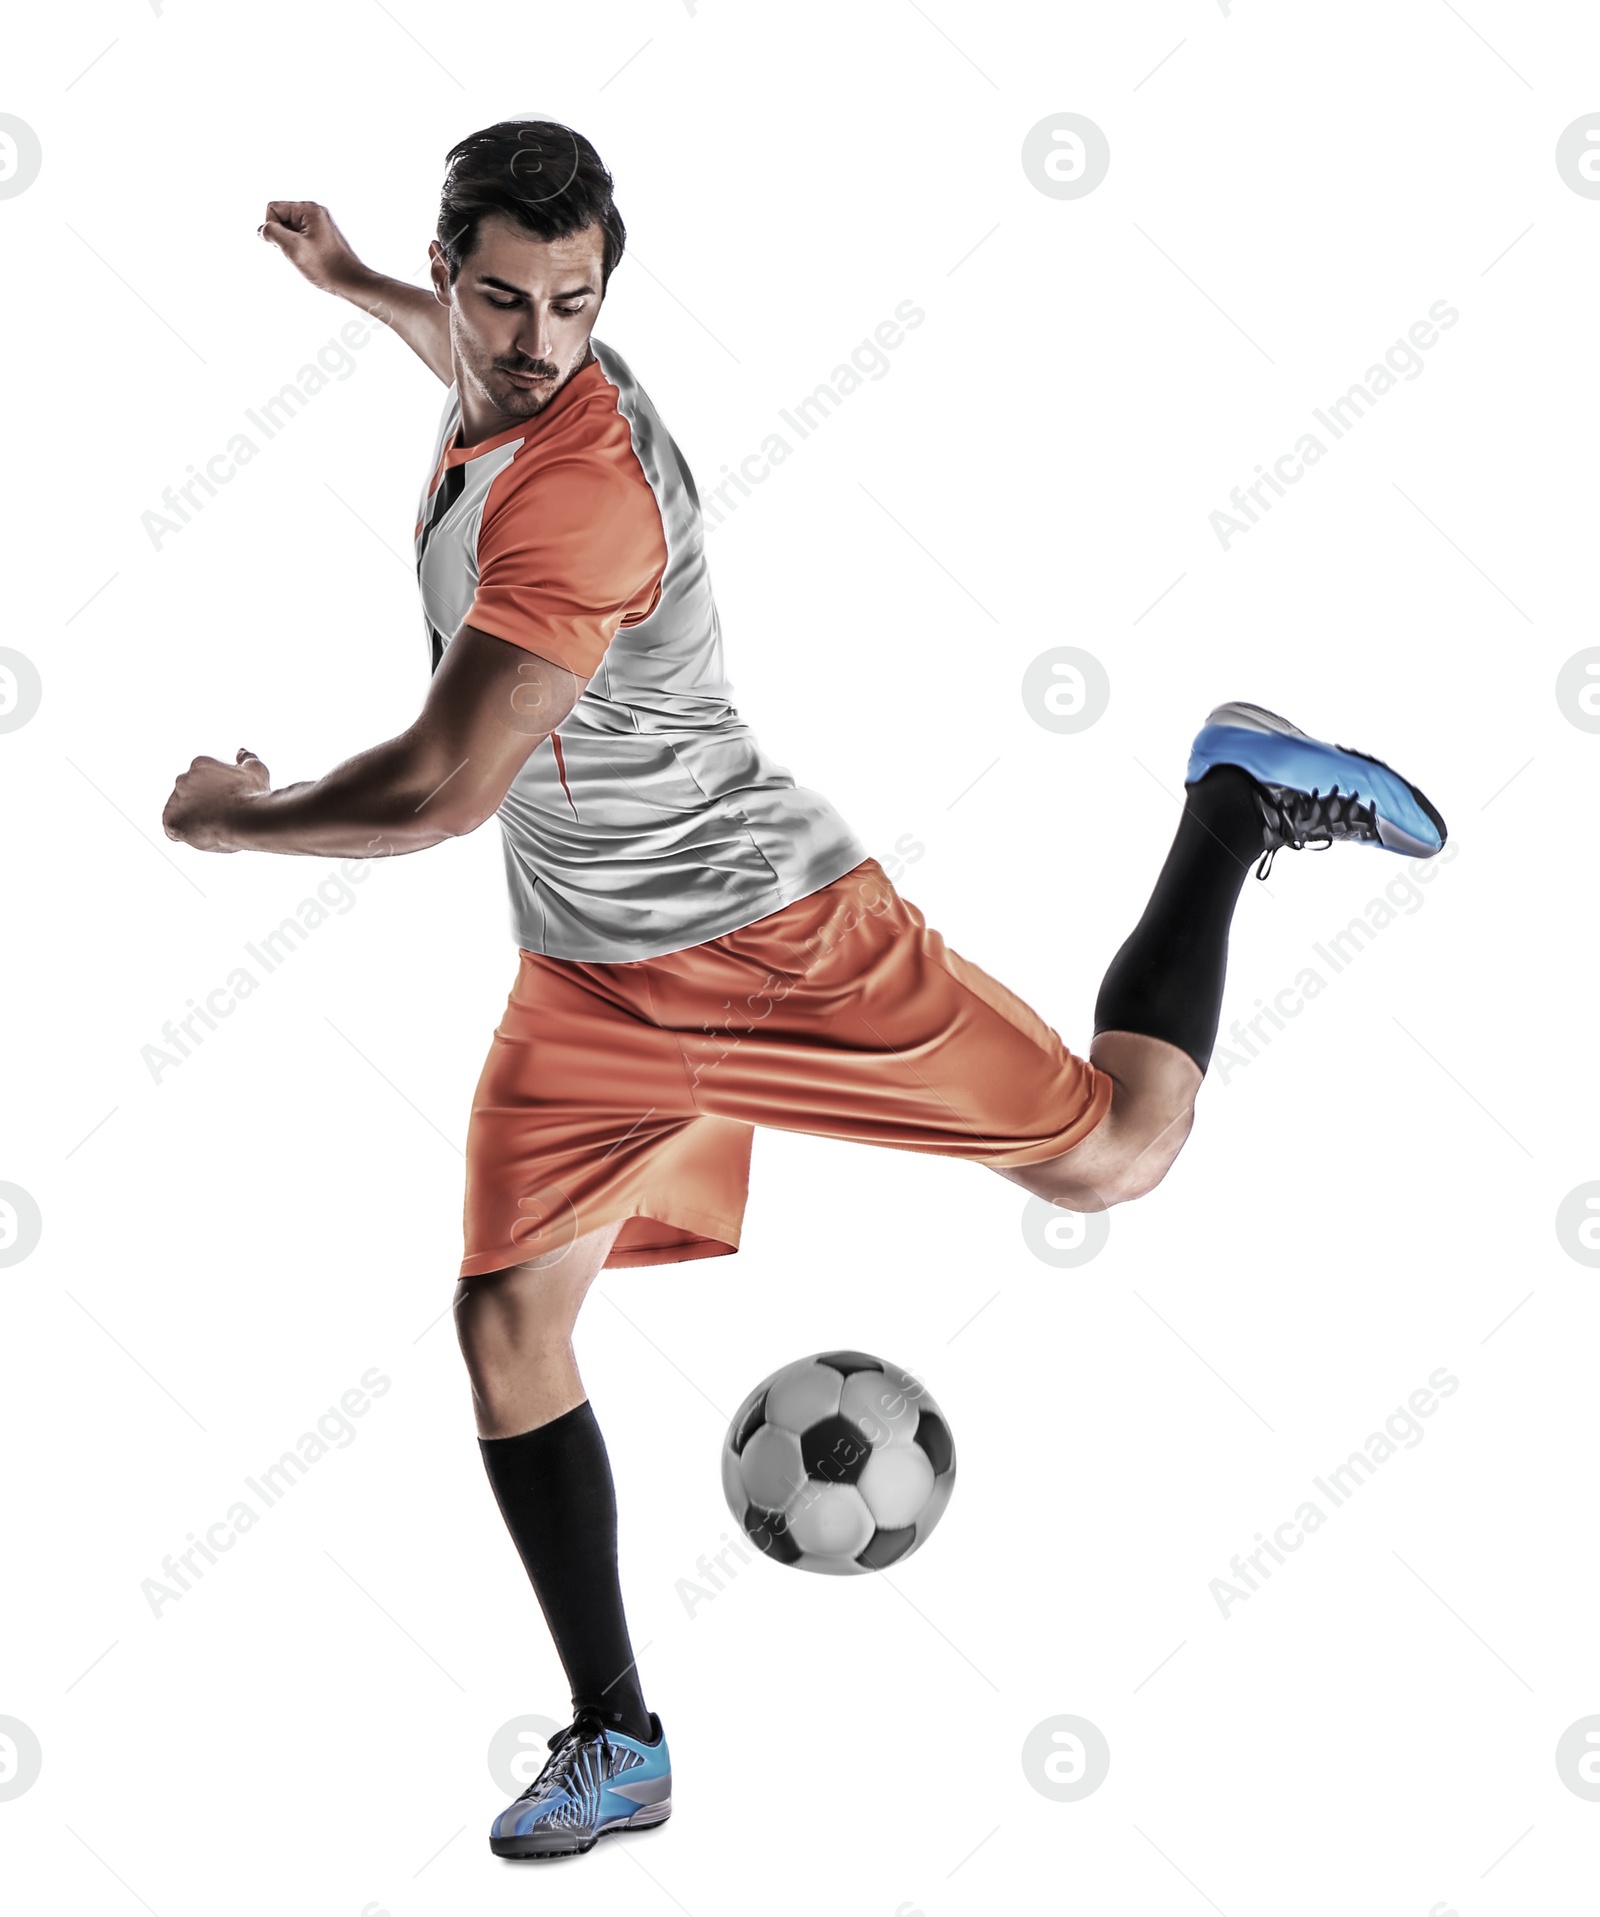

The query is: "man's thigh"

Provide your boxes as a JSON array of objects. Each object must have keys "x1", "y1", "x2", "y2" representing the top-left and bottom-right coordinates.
[{"x1": 644, "y1": 858, "x2": 1114, "y2": 1169}]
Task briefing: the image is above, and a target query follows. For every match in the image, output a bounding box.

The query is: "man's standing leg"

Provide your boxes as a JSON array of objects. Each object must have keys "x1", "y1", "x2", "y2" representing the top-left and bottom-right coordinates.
[{"x1": 455, "y1": 1219, "x2": 656, "y2": 1742}]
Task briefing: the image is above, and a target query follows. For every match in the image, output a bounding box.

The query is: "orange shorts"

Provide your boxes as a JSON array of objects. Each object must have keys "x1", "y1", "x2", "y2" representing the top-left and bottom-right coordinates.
[{"x1": 460, "y1": 858, "x2": 1112, "y2": 1274}]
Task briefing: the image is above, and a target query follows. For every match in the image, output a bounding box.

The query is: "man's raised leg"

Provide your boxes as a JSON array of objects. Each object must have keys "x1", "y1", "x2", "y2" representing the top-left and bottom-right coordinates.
[
  {"x1": 997, "y1": 763, "x2": 1261, "y2": 1212},
  {"x1": 1000, "y1": 702, "x2": 1448, "y2": 1213}
]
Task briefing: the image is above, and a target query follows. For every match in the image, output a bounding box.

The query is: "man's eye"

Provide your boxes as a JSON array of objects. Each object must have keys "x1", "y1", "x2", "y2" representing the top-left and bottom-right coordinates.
[
  {"x1": 485, "y1": 296, "x2": 519, "y2": 309},
  {"x1": 553, "y1": 304, "x2": 584, "y2": 318}
]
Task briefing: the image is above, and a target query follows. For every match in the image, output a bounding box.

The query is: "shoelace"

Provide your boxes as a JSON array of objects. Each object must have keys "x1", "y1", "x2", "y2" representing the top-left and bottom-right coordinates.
[
  {"x1": 516, "y1": 1707, "x2": 613, "y2": 1803},
  {"x1": 1252, "y1": 783, "x2": 1374, "y2": 880}
]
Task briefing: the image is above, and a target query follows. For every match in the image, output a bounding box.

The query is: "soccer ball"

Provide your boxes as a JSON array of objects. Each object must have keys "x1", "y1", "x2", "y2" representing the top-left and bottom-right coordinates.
[{"x1": 721, "y1": 1350, "x2": 957, "y2": 1575}]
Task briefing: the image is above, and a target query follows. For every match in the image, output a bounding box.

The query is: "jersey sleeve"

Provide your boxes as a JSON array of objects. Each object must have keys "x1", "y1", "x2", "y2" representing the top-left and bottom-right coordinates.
[{"x1": 467, "y1": 440, "x2": 668, "y2": 680}]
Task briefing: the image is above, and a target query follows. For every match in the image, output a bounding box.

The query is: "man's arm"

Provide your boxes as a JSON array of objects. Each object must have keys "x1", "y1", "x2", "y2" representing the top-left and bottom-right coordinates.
[
  {"x1": 161, "y1": 629, "x2": 583, "y2": 857},
  {"x1": 259, "y1": 201, "x2": 453, "y2": 386}
]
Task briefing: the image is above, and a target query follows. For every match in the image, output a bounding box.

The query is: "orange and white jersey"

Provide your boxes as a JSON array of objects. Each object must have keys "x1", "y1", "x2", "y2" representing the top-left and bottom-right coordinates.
[{"x1": 414, "y1": 340, "x2": 865, "y2": 961}]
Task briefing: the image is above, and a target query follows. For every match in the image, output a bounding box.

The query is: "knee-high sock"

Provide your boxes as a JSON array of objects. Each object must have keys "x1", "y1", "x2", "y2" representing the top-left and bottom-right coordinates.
[
  {"x1": 478, "y1": 1400, "x2": 653, "y2": 1741},
  {"x1": 1092, "y1": 765, "x2": 1264, "y2": 1074}
]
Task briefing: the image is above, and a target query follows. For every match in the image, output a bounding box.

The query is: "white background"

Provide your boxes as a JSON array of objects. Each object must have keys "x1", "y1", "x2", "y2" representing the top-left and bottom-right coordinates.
[{"x1": 2, "y1": 3, "x2": 1596, "y2": 1913}]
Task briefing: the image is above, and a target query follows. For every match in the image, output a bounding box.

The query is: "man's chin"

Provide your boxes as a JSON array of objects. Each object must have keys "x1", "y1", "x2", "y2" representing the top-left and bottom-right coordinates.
[{"x1": 494, "y1": 375, "x2": 558, "y2": 417}]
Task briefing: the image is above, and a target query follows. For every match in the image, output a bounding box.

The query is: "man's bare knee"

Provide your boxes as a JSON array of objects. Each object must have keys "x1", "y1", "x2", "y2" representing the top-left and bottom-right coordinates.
[
  {"x1": 1011, "y1": 1157, "x2": 1154, "y2": 1212},
  {"x1": 999, "y1": 1121, "x2": 1185, "y2": 1212},
  {"x1": 1102, "y1": 1150, "x2": 1178, "y2": 1208},
  {"x1": 452, "y1": 1219, "x2": 623, "y2": 1421}
]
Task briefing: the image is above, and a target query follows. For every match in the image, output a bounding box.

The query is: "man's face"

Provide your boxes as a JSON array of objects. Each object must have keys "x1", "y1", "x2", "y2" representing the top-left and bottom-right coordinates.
[{"x1": 432, "y1": 213, "x2": 606, "y2": 429}]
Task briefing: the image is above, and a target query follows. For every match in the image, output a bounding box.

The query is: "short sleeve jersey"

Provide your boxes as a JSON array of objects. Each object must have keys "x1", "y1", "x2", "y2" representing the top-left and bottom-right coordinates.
[{"x1": 413, "y1": 340, "x2": 866, "y2": 962}]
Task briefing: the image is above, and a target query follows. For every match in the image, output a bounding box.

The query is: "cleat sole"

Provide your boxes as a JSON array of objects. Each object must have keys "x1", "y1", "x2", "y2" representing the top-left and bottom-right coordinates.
[{"x1": 491, "y1": 1802, "x2": 671, "y2": 1861}]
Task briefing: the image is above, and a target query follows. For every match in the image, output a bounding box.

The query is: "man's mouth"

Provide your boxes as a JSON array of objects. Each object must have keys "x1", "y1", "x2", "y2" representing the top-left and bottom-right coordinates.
[{"x1": 503, "y1": 369, "x2": 553, "y2": 389}]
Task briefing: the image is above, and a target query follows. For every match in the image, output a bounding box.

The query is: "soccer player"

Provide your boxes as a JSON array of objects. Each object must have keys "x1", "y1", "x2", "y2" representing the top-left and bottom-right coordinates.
[{"x1": 162, "y1": 121, "x2": 1447, "y2": 1860}]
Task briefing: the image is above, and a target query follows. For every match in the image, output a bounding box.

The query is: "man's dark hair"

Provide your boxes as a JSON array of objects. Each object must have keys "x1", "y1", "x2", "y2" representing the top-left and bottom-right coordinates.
[{"x1": 436, "y1": 121, "x2": 626, "y2": 288}]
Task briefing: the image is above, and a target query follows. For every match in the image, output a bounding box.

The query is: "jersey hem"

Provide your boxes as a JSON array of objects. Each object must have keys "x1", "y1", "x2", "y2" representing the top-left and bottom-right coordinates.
[{"x1": 509, "y1": 837, "x2": 874, "y2": 964}]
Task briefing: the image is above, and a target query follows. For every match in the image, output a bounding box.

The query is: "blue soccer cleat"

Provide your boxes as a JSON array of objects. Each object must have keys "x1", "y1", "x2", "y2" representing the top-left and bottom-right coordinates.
[
  {"x1": 490, "y1": 1708, "x2": 672, "y2": 1860},
  {"x1": 1186, "y1": 700, "x2": 1447, "y2": 877}
]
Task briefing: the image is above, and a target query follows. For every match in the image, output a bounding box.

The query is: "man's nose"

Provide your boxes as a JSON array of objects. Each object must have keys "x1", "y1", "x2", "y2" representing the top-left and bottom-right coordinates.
[{"x1": 515, "y1": 311, "x2": 553, "y2": 362}]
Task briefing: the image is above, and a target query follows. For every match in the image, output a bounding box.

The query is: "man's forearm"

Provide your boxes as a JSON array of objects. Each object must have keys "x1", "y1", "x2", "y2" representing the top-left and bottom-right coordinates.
[
  {"x1": 165, "y1": 628, "x2": 576, "y2": 859},
  {"x1": 340, "y1": 267, "x2": 453, "y2": 384},
  {"x1": 224, "y1": 735, "x2": 482, "y2": 857}
]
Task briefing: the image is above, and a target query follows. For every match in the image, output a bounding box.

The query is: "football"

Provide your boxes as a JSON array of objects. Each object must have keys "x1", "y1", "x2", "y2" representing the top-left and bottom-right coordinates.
[{"x1": 720, "y1": 1350, "x2": 957, "y2": 1575}]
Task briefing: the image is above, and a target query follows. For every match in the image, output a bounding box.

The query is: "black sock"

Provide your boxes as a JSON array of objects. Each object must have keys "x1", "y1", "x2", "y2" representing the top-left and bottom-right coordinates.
[
  {"x1": 1092, "y1": 766, "x2": 1265, "y2": 1074},
  {"x1": 478, "y1": 1400, "x2": 654, "y2": 1742}
]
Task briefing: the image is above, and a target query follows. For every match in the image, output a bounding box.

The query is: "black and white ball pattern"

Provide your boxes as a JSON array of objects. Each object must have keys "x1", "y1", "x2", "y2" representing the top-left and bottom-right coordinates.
[{"x1": 721, "y1": 1351, "x2": 957, "y2": 1575}]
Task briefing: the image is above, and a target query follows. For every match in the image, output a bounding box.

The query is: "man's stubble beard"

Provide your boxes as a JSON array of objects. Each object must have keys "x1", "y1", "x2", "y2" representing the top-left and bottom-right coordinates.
[{"x1": 462, "y1": 332, "x2": 595, "y2": 426}]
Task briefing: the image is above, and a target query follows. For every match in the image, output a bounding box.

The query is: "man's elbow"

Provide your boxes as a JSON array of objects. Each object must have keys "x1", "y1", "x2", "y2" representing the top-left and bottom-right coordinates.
[{"x1": 424, "y1": 781, "x2": 508, "y2": 842}]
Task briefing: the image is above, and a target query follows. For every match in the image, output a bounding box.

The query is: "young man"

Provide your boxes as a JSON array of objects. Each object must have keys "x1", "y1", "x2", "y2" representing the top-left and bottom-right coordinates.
[{"x1": 162, "y1": 121, "x2": 1447, "y2": 1861}]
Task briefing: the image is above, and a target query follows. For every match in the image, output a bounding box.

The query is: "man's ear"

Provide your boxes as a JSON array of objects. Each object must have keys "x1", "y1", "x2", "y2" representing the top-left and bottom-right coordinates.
[{"x1": 428, "y1": 240, "x2": 452, "y2": 306}]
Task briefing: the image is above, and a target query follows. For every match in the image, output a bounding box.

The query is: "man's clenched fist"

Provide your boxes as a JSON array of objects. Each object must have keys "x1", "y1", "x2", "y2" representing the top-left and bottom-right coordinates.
[
  {"x1": 163, "y1": 749, "x2": 271, "y2": 852},
  {"x1": 258, "y1": 201, "x2": 368, "y2": 298}
]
